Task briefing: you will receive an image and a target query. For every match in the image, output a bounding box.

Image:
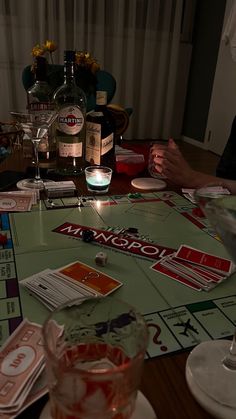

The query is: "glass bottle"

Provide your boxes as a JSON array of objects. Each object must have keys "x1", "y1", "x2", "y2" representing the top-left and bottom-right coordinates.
[
  {"x1": 53, "y1": 50, "x2": 87, "y2": 175},
  {"x1": 27, "y1": 56, "x2": 56, "y2": 167},
  {"x1": 86, "y1": 91, "x2": 115, "y2": 169}
]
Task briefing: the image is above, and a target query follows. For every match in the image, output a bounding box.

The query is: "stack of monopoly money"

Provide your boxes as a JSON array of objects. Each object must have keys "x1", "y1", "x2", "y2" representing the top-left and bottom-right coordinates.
[
  {"x1": 0, "y1": 319, "x2": 48, "y2": 418},
  {"x1": 0, "y1": 190, "x2": 38, "y2": 212}
]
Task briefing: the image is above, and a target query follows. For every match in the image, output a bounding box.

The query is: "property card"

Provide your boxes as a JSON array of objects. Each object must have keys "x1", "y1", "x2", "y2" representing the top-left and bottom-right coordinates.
[
  {"x1": 57, "y1": 261, "x2": 123, "y2": 296},
  {"x1": 175, "y1": 245, "x2": 233, "y2": 275},
  {"x1": 181, "y1": 186, "x2": 230, "y2": 203},
  {"x1": 161, "y1": 257, "x2": 214, "y2": 291},
  {"x1": 171, "y1": 256, "x2": 225, "y2": 283},
  {"x1": 151, "y1": 259, "x2": 202, "y2": 291},
  {"x1": 151, "y1": 243, "x2": 234, "y2": 292}
]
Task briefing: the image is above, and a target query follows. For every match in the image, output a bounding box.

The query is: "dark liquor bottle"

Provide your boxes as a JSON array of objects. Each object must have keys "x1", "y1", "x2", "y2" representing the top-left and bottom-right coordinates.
[
  {"x1": 53, "y1": 50, "x2": 87, "y2": 175},
  {"x1": 27, "y1": 56, "x2": 56, "y2": 167},
  {"x1": 86, "y1": 91, "x2": 115, "y2": 169}
]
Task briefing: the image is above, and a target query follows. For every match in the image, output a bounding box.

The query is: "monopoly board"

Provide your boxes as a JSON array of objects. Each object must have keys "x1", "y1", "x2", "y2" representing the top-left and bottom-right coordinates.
[{"x1": 1, "y1": 191, "x2": 236, "y2": 359}]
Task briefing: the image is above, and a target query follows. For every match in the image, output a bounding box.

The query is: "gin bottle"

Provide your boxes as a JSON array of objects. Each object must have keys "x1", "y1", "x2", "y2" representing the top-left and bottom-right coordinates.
[
  {"x1": 27, "y1": 56, "x2": 56, "y2": 166},
  {"x1": 86, "y1": 91, "x2": 115, "y2": 169},
  {"x1": 53, "y1": 50, "x2": 87, "y2": 175}
]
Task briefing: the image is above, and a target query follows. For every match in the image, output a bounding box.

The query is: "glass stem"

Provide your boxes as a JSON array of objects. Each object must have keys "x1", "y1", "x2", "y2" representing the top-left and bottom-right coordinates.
[
  {"x1": 229, "y1": 329, "x2": 236, "y2": 357},
  {"x1": 222, "y1": 328, "x2": 236, "y2": 370},
  {"x1": 32, "y1": 141, "x2": 41, "y2": 181}
]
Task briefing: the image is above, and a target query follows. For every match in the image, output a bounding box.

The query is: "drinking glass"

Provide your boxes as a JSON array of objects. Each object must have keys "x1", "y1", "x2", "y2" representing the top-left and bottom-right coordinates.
[
  {"x1": 42, "y1": 296, "x2": 148, "y2": 419},
  {"x1": 148, "y1": 143, "x2": 166, "y2": 179},
  {"x1": 10, "y1": 110, "x2": 57, "y2": 190},
  {"x1": 186, "y1": 194, "x2": 236, "y2": 416}
]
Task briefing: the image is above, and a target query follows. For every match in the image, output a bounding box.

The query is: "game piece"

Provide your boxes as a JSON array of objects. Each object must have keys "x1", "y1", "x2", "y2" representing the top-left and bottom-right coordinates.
[
  {"x1": 126, "y1": 227, "x2": 138, "y2": 234},
  {"x1": 95, "y1": 251, "x2": 108, "y2": 266},
  {"x1": 128, "y1": 192, "x2": 142, "y2": 199},
  {"x1": 82, "y1": 229, "x2": 94, "y2": 242}
]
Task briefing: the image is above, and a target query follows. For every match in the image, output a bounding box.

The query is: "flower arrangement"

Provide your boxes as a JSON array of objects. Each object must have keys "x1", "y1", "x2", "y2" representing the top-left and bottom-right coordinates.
[
  {"x1": 23, "y1": 40, "x2": 116, "y2": 112},
  {"x1": 31, "y1": 40, "x2": 100, "y2": 73},
  {"x1": 32, "y1": 40, "x2": 57, "y2": 64}
]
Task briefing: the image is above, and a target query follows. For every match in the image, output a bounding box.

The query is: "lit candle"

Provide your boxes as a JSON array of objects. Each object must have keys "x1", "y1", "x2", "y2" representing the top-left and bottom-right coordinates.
[{"x1": 85, "y1": 166, "x2": 112, "y2": 193}]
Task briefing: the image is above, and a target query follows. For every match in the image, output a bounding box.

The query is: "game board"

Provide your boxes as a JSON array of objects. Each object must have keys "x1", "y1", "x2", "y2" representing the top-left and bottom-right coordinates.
[{"x1": 1, "y1": 191, "x2": 236, "y2": 360}]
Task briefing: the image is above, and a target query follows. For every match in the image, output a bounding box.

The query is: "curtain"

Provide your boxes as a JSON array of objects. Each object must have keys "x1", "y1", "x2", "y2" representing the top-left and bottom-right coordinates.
[{"x1": 0, "y1": 0, "x2": 195, "y2": 139}]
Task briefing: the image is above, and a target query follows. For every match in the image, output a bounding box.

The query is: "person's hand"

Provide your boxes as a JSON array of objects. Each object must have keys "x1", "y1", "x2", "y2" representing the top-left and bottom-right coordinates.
[{"x1": 151, "y1": 139, "x2": 197, "y2": 186}]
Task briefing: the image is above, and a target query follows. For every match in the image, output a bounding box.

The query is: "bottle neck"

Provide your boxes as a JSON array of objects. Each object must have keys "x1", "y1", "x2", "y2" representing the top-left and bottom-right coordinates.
[
  {"x1": 64, "y1": 61, "x2": 76, "y2": 84},
  {"x1": 34, "y1": 57, "x2": 47, "y2": 83}
]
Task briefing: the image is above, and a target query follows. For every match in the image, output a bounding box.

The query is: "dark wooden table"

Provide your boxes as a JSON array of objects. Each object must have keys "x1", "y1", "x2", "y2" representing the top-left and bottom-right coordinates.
[{"x1": 0, "y1": 150, "x2": 214, "y2": 419}]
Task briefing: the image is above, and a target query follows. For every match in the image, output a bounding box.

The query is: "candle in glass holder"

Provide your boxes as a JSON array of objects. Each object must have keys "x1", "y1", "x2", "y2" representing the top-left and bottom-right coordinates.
[{"x1": 85, "y1": 166, "x2": 112, "y2": 193}]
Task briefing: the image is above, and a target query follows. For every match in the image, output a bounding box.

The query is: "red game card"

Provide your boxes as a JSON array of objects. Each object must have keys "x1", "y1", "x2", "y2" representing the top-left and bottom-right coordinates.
[
  {"x1": 163, "y1": 258, "x2": 215, "y2": 290},
  {"x1": 151, "y1": 260, "x2": 202, "y2": 291},
  {"x1": 171, "y1": 257, "x2": 225, "y2": 283},
  {"x1": 175, "y1": 245, "x2": 233, "y2": 275}
]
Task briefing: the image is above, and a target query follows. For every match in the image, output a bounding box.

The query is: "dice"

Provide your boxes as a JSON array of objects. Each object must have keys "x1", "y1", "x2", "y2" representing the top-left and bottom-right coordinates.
[{"x1": 95, "y1": 252, "x2": 108, "y2": 267}]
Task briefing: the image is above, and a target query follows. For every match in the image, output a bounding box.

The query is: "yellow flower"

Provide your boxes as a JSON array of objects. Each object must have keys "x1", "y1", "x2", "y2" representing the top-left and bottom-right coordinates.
[
  {"x1": 31, "y1": 42, "x2": 100, "y2": 75},
  {"x1": 75, "y1": 51, "x2": 100, "y2": 73},
  {"x1": 31, "y1": 44, "x2": 45, "y2": 57},
  {"x1": 44, "y1": 40, "x2": 57, "y2": 53}
]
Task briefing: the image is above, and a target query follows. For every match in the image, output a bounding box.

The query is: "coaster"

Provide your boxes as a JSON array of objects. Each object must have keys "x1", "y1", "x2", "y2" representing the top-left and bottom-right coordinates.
[
  {"x1": 131, "y1": 177, "x2": 166, "y2": 190},
  {"x1": 39, "y1": 391, "x2": 157, "y2": 419}
]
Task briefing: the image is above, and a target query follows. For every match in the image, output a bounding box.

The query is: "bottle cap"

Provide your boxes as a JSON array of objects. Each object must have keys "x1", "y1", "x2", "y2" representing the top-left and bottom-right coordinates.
[
  {"x1": 35, "y1": 56, "x2": 47, "y2": 80},
  {"x1": 96, "y1": 91, "x2": 107, "y2": 105},
  {"x1": 64, "y1": 50, "x2": 76, "y2": 62}
]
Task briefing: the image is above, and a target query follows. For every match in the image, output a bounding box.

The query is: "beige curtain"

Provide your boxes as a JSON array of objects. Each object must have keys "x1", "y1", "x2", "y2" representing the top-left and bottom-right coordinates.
[{"x1": 0, "y1": 0, "x2": 195, "y2": 139}]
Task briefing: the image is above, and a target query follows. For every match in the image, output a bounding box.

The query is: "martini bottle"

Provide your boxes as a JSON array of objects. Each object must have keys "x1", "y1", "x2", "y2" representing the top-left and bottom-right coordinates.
[{"x1": 53, "y1": 50, "x2": 87, "y2": 175}]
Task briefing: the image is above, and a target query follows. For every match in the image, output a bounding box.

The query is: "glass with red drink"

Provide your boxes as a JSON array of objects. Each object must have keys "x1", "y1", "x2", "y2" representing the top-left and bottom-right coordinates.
[{"x1": 42, "y1": 296, "x2": 148, "y2": 419}]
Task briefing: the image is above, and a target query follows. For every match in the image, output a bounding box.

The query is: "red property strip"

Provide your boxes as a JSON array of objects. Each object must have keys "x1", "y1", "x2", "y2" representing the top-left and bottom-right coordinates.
[{"x1": 182, "y1": 212, "x2": 206, "y2": 229}]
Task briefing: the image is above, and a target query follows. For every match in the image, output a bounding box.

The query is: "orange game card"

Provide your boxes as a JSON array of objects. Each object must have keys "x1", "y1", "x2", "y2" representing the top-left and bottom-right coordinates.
[{"x1": 57, "y1": 261, "x2": 123, "y2": 296}]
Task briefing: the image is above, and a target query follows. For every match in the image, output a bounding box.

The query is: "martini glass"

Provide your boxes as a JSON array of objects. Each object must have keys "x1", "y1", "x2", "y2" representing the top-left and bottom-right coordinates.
[
  {"x1": 186, "y1": 194, "x2": 236, "y2": 418},
  {"x1": 10, "y1": 110, "x2": 57, "y2": 190}
]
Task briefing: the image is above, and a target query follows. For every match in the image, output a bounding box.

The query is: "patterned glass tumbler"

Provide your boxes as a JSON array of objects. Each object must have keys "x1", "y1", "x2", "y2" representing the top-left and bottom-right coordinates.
[{"x1": 42, "y1": 296, "x2": 149, "y2": 419}]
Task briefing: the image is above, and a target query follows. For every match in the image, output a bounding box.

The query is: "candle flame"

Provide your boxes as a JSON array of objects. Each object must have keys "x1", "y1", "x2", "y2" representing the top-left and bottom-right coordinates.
[{"x1": 96, "y1": 172, "x2": 103, "y2": 182}]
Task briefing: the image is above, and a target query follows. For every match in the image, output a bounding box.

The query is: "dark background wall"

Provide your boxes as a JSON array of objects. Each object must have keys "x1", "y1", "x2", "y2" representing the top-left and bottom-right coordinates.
[{"x1": 182, "y1": 0, "x2": 226, "y2": 142}]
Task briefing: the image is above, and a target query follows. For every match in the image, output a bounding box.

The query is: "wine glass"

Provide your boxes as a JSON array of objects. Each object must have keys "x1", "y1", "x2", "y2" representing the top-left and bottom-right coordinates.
[
  {"x1": 186, "y1": 193, "x2": 236, "y2": 418},
  {"x1": 10, "y1": 110, "x2": 57, "y2": 190}
]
